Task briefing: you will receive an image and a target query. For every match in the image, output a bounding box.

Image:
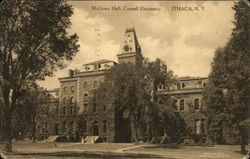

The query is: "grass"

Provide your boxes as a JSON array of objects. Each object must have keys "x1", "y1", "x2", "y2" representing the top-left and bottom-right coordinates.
[{"x1": 5, "y1": 141, "x2": 246, "y2": 159}]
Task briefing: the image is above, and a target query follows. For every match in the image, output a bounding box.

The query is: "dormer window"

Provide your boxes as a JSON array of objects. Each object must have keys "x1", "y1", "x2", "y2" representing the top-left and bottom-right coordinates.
[{"x1": 182, "y1": 83, "x2": 185, "y2": 89}]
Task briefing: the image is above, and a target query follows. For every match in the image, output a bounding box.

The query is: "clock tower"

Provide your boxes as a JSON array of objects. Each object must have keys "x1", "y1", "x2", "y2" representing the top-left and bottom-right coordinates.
[{"x1": 117, "y1": 27, "x2": 143, "y2": 65}]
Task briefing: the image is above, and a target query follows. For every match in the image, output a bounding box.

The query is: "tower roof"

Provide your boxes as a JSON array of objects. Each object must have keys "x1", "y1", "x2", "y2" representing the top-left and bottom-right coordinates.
[{"x1": 119, "y1": 27, "x2": 141, "y2": 55}]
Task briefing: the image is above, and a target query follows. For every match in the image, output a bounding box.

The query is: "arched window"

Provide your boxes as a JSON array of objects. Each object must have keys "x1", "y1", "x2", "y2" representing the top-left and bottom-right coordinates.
[
  {"x1": 71, "y1": 86, "x2": 74, "y2": 92},
  {"x1": 63, "y1": 97, "x2": 67, "y2": 105},
  {"x1": 194, "y1": 98, "x2": 199, "y2": 110},
  {"x1": 69, "y1": 106, "x2": 74, "y2": 114},
  {"x1": 103, "y1": 120, "x2": 107, "y2": 133},
  {"x1": 62, "y1": 106, "x2": 66, "y2": 115},
  {"x1": 174, "y1": 100, "x2": 178, "y2": 110},
  {"x1": 84, "y1": 81, "x2": 88, "y2": 89},
  {"x1": 63, "y1": 86, "x2": 67, "y2": 93},
  {"x1": 84, "y1": 93, "x2": 88, "y2": 102},
  {"x1": 70, "y1": 97, "x2": 74, "y2": 104},
  {"x1": 180, "y1": 99, "x2": 184, "y2": 111},
  {"x1": 93, "y1": 81, "x2": 97, "y2": 88}
]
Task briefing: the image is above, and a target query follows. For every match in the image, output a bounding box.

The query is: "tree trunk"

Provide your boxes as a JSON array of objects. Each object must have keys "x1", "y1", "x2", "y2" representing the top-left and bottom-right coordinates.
[
  {"x1": 240, "y1": 128, "x2": 247, "y2": 154},
  {"x1": 134, "y1": 121, "x2": 139, "y2": 145},
  {"x1": 4, "y1": 116, "x2": 12, "y2": 152},
  {"x1": 32, "y1": 120, "x2": 36, "y2": 143}
]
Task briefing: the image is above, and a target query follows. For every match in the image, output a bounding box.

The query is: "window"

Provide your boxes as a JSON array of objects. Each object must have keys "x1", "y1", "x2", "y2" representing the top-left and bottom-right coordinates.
[
  {"x1": 174, "y1": 100, "x2": 178, "y2": 110},
  {"x1": 180, "y1": 99, "x2": 184, "y2": 111},
  {"x1": 84, "y1": 81, "x2": 88, "y2": 89},
  {"x1": 70, "y1": 97, "x2": 74, "y2": 104},
  {"x1": 103, "y1": 120, "x2": 107, "y2": 133},
  {"x1": 182, "y1": 83, "x2": 185, "y2": 88},
  {"x1": 69, "y1": 106, "x2": 74, "y2": 114},
  {"x1": 103, "y1": 106, "x2": 107, "y2": 112},
  {"x1": 203, "y1": 83, "x2": 206, "y2": 87},
  {"x1": 194, "y1": 98, "x2": 199, "y2": 110},
  {"x1": 62, "y1": 121, "x2": 66, "y2": 132},
  {"x1": 42, "y1": 122, "x2": 48, "y2": 133},
  {"x1": 71, "y1": 86, "x2": 74, "y2": 92},
  {"x1": 62, "y1": 106, "x2": 66, "y2": 115},
  {"x1": 68, "y1": 121, "x2": 73, "y2": 134},
  {"x1": 84, "y1": 93, "x2": 88, "y2": 102},
  {"x1": 63, "y1": 87, "x2": 67, "y2": 93},
  {"x1": 195, "y1": 120, "x2": 202, "y2": 134},
  {"x1": 84, "y1": 103, "x2": 88, "y2": 111},
  {"x1": 63, "y1": 97, "x2": 66, "y2": 105},
  {"x1": 93, "y1": 81, "x2": 97, "y2": 88},
  {"x1": 93, "y1": 103, "x2": 97, "y2": 112}
]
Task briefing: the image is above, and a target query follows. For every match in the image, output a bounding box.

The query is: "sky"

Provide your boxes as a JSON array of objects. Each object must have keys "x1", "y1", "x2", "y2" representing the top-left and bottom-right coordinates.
[{"x1": 39, "y1": 1, "x2": 235, "y2": 90}]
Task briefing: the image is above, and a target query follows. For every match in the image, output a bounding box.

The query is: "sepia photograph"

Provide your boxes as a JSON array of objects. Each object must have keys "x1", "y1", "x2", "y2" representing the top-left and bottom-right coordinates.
[{"x1": 0, "y1": 0, "x2": 249, "y2": 159}]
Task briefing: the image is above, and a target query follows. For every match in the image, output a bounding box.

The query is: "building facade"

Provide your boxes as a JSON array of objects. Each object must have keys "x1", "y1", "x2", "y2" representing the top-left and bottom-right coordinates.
[
  {"x1": 157, "y1": 77, "x2": 208, "y2": 143},
  {"x1": 36, "y1": 28, "x2": 209, "y2": 143}
]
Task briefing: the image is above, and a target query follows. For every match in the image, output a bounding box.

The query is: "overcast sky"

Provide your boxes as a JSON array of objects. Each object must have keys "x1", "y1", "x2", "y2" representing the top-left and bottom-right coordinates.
[{"x1": 39, "y1": 1, "x2": 235, "y2": 90}]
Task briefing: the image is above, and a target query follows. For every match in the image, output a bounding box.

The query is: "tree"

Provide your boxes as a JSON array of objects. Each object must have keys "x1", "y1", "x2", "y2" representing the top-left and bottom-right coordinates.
[
  {"x1": 205, "y1": 0, "x2": 250, "y2": 153},
  {"x1": 12, "y1": 83, "x2": 53, "y2": 142},
  {"x1": 95, "y1": 59, "x2": 174, "y2": 144},
  {"x1": 0, "y1": 0, "x2": 79, "y2": 152},
  {"x1": 157, "y1": 95, "x2": 185, "y2": 143}
]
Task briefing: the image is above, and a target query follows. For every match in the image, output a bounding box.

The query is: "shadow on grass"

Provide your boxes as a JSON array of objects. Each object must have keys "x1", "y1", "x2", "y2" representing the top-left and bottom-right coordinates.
[
  {"x1": 234, "y1": 150, "x2": 248, "y2": 155},
  {"x1": 14, "y1": 151, "x2": 167, "y2": 159},
  {"x1": 143, "y1": 144, "x2": 181, "y2": 149},
  {"x1": 143, "y1": 144, "x2": 215, "y2": 149}
]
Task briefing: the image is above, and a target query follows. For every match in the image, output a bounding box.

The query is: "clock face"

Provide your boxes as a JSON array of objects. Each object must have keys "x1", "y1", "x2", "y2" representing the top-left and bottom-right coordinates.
[{"x1": 123, "y1": 45, "x2": 130, "y2": 51}]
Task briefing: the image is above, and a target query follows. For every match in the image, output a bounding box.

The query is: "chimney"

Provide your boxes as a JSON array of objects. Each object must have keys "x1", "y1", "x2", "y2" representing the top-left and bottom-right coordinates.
[{"x1": 68, "y1": 69, "x2": 74, "y2": 77}]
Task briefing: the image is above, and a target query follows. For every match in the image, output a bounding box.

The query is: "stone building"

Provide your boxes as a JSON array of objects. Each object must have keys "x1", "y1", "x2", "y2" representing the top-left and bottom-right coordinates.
[
  {"x1": 36, "y1": 27, "x2": 209, "y2": 143},
  {"x1": 36, "y1": 88, "x2": 60, "y2": 140},
  {"x1": 157, "y1": 76, "x2": 208, "y2": 143},
  {"x1": 57, "y1": 28, "x2": 142, "y2": 142}
]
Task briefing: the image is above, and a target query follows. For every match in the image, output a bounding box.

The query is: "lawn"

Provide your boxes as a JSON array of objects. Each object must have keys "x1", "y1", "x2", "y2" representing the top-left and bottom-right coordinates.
[{"x1": 3, "y1": 141, "x2": 245, "y2": 159}]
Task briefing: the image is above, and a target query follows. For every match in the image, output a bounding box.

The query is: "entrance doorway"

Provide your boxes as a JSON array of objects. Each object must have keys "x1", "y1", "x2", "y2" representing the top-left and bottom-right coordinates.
[{"x1": 92, "y1": 121, "x2": 99, "y2": 136}]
